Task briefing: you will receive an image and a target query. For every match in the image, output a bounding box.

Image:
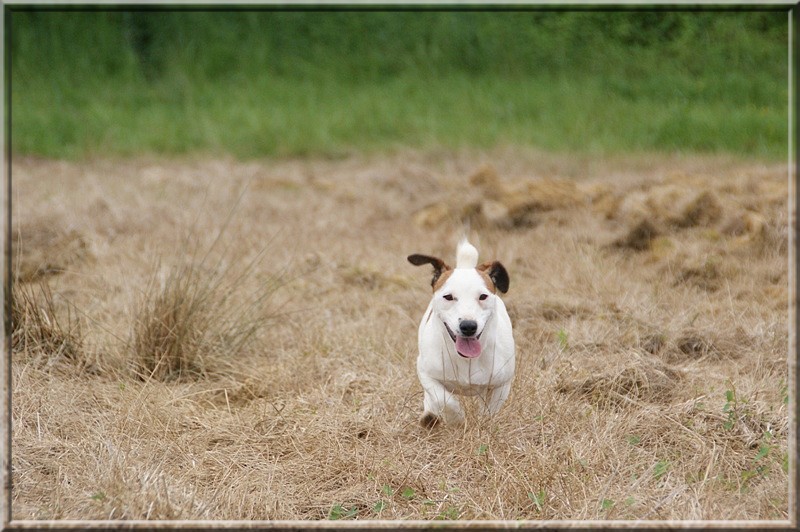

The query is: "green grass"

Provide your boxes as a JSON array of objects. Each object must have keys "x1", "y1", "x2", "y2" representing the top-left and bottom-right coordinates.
[
  {"x1": 8, "y1": 9, "x2": 789, "y2": 159},
  {"x1": 11, "y1": 73, "x2": 787, "y2": 160}
]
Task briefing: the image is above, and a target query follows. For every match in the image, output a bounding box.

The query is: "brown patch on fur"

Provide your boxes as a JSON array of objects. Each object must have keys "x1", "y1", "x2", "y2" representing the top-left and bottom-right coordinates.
[
  {"x1": 475, "y1": 265, "x2": 497, "y2": 294},
  {"x1": 432, "y1": 269, "x2": 453, "y2": 293},
  {"x1": 408, "y1": 254, "x2": 452, "y2": 291}
]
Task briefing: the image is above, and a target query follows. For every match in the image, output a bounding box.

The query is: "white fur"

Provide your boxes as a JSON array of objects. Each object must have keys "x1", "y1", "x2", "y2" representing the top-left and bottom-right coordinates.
[
  {"x1": 456, "y1": 238, "x2": 479, "y2": 268},
  {"x1": 413, "y1": 240, "x2": 515, "y2": 425}
]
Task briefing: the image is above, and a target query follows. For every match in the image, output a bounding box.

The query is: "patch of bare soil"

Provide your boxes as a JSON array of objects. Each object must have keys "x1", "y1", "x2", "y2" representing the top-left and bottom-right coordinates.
[{"x1": 8, "y1": 149, "x2": 792, "y2": 522}]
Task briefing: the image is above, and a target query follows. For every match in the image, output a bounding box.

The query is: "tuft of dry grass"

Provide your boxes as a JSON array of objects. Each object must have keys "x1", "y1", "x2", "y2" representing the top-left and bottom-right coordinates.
[
  {"x1": 130, "y1": 260, "x2": 220, "y2": 381},
  {"x1": 129, "y1": 229, "x2": 286, "y2": 382},
  {"x1": 10, "y1": 281, "x2": 84, "y2": 368},
  {"x1": 8, "y1": 150, "x2": 791, "y2": 523}
]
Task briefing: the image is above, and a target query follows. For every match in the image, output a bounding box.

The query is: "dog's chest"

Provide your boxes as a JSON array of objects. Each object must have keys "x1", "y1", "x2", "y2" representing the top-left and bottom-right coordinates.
[
  {"x1": 424, "y1": 348, "x2": 511, "y2": 391},
  {"x1": 442, "y1": 374, "x2": 493, "y2": 396}
]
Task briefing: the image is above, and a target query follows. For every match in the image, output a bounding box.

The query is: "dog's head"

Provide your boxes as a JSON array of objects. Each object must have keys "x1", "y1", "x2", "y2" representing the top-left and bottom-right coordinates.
[{"x1": 408, "y1": 240, "x2": 509, "y2": 359}]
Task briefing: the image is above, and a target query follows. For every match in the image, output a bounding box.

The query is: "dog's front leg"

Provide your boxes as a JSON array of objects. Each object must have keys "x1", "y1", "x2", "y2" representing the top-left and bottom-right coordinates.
[
  {"x1": 418, "y1": 374, "x2": 464, "y2": 427},
  {"x1": 481, "y1": 382, "x2": 511, "y2": 417}
]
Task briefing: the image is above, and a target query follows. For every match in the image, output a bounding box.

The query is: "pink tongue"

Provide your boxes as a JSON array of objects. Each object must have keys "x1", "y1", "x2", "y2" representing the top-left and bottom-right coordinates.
[{"x1": 455, "y1": 336, "x2": 482, "y2": 358}]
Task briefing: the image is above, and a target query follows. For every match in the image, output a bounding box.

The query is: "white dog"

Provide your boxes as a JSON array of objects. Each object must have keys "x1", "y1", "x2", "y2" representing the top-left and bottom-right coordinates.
[{"x1": 408, "y1": 239, "x2": 515, "y2": 427}]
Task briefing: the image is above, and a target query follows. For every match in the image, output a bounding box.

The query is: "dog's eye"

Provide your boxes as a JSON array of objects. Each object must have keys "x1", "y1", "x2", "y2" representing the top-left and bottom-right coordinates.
[
  {"x1": 479, "y1": 294, "x2": 489, "y2": 301},
  {"x1": 443, "y1": 294, "x2": 454, "y2": 301}
]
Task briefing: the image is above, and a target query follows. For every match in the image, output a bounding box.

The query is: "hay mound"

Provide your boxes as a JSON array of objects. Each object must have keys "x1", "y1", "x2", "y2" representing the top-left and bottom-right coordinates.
[
  {"x1": 612, "y1": 219, "x2": 660, "y2": 251},
  {"x1": 674, "y1": 257, "x2": 723, "y2": 292},
  {"x1": 581, "y1": 182, "x2": 620, "y2": 219},
  {"x1": 615, "y1": 185, "x2": 684, "y2": 223},
  {"x1": 500, "y1": 179, "x2": 584, "y2": 228},
  {"x1": 610, "y1": 185, "x2": 730, "y2": 254},
  {"x1": 468, "y1": 164, "x2": 504, "y2": 200},
  {"x1": 616, "y1": 186, "x2": 723, "y2": 229},
  {"x1": 669, "y1": 190, "x2": 723, "y2": 228},
  {"x1": 412, "y1": 202, "x2": 451, "y2": 228},
  {"x1": 662, "y1": 329, "x2": 746, "y2": 363},
  {"x1": 12, "y1": 215, "x2": 90, "y2": 282},
  {"x1": 538, "y1": 301, "x2": 593, "y2": 321},
  {"x1": 557, "y1": 351, "x2": 681, "y2": 408},
  {"x1": 413, "y1": 165, "x2": 587, "y2": 229},
  {"x1": 339, "y1": 265, "x2": 410, "y2": 290},
  {"x1": 721, "y1": 210, "x2": 765, "y2": 238}
]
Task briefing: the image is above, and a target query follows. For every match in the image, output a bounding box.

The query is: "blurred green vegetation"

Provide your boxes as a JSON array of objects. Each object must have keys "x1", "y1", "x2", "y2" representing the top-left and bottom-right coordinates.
[{"x1": 8, "y1": 9, "x2": 789, "y2": 159}]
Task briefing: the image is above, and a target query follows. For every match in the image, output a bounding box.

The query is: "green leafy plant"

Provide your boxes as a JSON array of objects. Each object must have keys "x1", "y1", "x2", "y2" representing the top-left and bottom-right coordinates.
[
  {"x1": 739, "y1": 429, "x2": 776, "y2": 491},
  {"x1": 557, "y1": 328, "x2": 569, "y2": 350},
  {"x1": 754, "y1": 443, "x2": 770, "y2": 462},
  {"x1": 528, "y1": 490, "x2": 546, "y2": 513},
  {"x1": 654, "y1": 460, "x2": 670, "y2": 480},
  {"x1": 328, "y1": 504, "x2": 357, "y2": 520},
  {"x1": 722, "y1": 384, "x2": 738, "y2": 430},
  {"x1": 624, "y1": 496, "x2": 636, "y2": 507},
  {"x1": 435, "y1": 505, "x2": 459, "y2": 520}
]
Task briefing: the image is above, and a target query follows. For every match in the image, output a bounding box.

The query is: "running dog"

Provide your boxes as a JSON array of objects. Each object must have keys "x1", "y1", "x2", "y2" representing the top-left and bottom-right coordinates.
[{"x1": 408, "y1": 239, "x2": 515, "y2": 427}]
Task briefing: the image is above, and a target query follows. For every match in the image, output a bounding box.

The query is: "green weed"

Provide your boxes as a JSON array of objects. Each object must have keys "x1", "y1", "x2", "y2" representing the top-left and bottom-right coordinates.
[
  {"x1": 722, "y1": 384, "x2": 738, "y2": 430},
  {"x1": 435, "y1": 506, "x2": 460, "y2": 520},
  {"x1": 528, "y1": 490, "x2": 546, "y2": 513},
  {"x1": 400, "y1": 487, "x2": 416, "y2": 500},
  {"x1": 654, "y1": 460, "x2": 670, "y2": 480},
  {"x1": 328, "y1": 504, "x2": 357, "y2": 520},
  {"x1": 557, "y1": 329, "x2": 569, "y2": 350}
]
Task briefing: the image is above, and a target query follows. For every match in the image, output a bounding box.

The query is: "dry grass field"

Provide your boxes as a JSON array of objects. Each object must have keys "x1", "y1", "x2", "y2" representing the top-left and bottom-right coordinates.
[{"x1": 8, "y1": 149, "x2": 793, "y2": 523}]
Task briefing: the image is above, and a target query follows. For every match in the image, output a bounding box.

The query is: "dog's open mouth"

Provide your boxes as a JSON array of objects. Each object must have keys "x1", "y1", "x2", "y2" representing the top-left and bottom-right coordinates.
[{"x1": 444, "y1": 323, "x2": 483, "y2": 358}]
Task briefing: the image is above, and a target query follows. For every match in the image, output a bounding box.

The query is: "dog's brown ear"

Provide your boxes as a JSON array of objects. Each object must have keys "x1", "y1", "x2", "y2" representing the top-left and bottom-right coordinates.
[
  {"x1": 477, "y1": 261, "x2": 510, "y2": 294},
  {"x1": 408, "y1": 254, "x2": 452, "y2": 290}
]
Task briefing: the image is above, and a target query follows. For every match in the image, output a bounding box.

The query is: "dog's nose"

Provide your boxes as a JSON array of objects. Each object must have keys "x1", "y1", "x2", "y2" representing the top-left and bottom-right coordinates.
[{"x1": 459, "y1": 320, "x2": 478, "y2": 337}]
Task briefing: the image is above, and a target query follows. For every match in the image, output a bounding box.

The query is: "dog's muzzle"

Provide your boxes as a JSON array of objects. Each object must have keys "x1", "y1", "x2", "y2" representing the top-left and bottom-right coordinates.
[{"x1": 444, "y1": 322, "x2": 483, "y2": 358}]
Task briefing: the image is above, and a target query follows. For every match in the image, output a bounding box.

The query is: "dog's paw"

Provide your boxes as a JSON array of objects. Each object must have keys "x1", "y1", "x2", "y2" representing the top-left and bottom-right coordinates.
[{"x1": 420, "y1": 412, "x2": 440, "y2": 429}]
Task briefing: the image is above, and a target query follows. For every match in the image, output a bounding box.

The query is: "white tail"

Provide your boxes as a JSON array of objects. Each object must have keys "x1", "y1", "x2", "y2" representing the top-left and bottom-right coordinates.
[{"x1": 455, "y1": 238, "x2": 479, "y2": 269}]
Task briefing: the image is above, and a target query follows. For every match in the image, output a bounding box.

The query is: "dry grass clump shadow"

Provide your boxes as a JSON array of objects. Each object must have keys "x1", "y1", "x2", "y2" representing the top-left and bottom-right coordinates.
[
  {"x1": 10, "y1": 281, "x2": 84, "y2": 368},
  {"x1": 12, "y1": 214, "x2": 91, "y2": 282}
]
